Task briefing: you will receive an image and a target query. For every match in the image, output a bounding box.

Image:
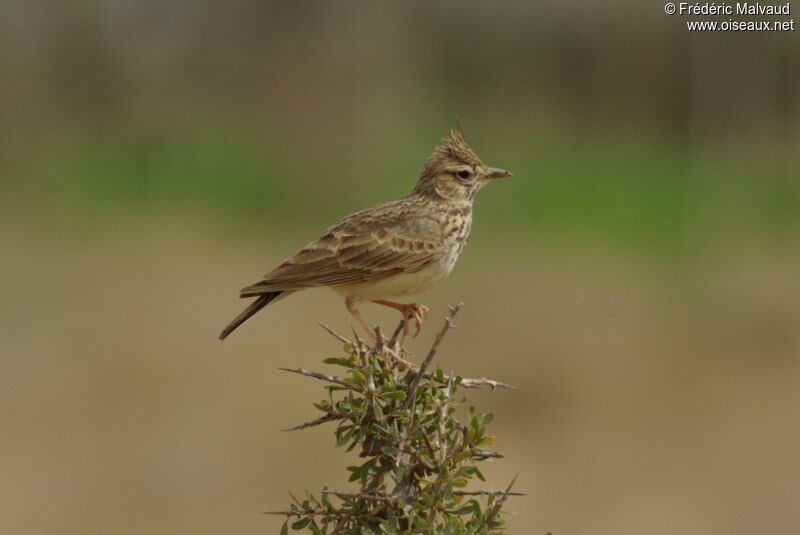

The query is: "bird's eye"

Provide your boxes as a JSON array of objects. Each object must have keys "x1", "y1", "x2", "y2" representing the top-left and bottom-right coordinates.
[{"x1": 457, "y1": 170, "x2": 470, "y2": 179}]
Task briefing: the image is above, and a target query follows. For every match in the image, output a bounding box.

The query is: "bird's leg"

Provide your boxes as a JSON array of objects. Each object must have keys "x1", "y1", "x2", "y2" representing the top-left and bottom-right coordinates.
[
  {"x1": 372, "y1": 300, "x2": 429, "y2": 342},
  {"x1": 345, "y1": 298, "x2": 416, "y2": 367},
  {"x1": 346, "y1": 297, "x2": 377, "y2": 342}
]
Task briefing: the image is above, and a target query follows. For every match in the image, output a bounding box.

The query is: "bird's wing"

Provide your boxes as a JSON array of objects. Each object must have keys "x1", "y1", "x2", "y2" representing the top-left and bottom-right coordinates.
[{"x1": 240, "y1": 201, "x2": 443, "y2": 296}]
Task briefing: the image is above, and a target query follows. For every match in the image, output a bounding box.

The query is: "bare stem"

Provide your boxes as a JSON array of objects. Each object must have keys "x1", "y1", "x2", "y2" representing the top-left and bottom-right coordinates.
[
  {"x1": 263, "y1": 509, "x2": 329, "y2": 517},
  {"x1": 279, "y1": 367, "x2": 362, "y2": 392},
  {"x1": 317, "y1": 321, "x2": 351, "y2": 345},
  {"x1": 403, "y1": 303, "x2": 463, "y2": 411},
  {"x1": 387, "y1": 320, "x2": 405, "y2": 349},
  {"x1": 283, "y1": 413, "x2": 345, "y2": 432},
  {"x1": 485, "y1": 474, "x2": 519, "y2": 527}
]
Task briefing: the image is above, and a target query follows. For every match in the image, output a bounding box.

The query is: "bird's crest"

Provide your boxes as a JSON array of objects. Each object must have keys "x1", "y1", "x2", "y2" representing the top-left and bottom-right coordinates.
[{"x1": 419, "y1": 118, "x2": 484, "y2": 180}]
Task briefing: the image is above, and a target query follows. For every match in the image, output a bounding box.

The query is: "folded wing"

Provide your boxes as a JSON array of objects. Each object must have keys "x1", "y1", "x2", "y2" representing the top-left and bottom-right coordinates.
[{"x1": 240, "y1": 206, "x2": 443, "y2": 297}]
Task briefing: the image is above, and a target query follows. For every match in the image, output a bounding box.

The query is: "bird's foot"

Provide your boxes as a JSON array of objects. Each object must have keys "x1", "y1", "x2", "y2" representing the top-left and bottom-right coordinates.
[
  {"x1": 372, "y1": 300, "x2": 429, "y2": 346},
  {"x1": 400, "y1": 303, "x2": 429, "y2": 339}
]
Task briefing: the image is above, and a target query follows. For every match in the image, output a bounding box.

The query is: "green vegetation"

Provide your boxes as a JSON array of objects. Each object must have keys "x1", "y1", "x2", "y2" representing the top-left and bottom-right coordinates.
[
  {"x1": 4, "y1": 121, "x2": 797, "y2": 254},
  {"x1": 268, "y1": 306, "x2": 520, "y2": 534}
]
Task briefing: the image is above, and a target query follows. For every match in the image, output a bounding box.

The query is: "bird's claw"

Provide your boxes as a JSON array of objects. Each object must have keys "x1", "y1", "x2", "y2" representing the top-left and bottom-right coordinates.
[
  {"x1": 400, "y1": 303, "x2": 429, "y2": 343},
  {"x1": 410, "y1": 303, "x2": 429, "y2": 337}
]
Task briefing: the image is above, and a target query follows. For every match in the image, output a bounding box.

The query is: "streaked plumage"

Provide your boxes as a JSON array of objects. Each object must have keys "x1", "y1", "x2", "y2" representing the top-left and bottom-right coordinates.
[{"x1": 220, "y1": 119, "x2": 510, "y2": 341}]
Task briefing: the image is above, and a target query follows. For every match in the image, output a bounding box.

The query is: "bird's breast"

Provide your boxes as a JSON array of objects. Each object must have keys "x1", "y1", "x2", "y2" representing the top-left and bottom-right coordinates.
[{"x1": 444, "y1": 212, "x2": 472, "y2": 248}]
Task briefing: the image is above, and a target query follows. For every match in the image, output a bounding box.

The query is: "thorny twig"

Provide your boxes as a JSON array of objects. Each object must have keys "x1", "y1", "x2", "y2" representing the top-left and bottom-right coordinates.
[
  {"x1": 315, "y1": 318, "x2": 516, "y2": 390},
  {"x1": 283, "y1": 413, "x2": 345, "y2": 432},
  {"x1": 278, "y1": 367, "x2": 362, "y2": 392},
  {"x1": 485, "y1": 474, "x2": 519, "y2": 527},
  {"x1": 387, "y1": 320, "x2": 405, "y2": 350},
  {"x1": 403, "y1": 303, "x2": 463, "y2": 411},
  {"x1": 317, "y1": 322, "x2": 350, "y2": 345}
]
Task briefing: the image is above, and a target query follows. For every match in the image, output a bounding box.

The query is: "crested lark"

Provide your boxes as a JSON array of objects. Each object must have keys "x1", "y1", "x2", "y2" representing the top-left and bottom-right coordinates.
[{"x1": 220, "y1": 120, "x2": 511, "y2": 342}]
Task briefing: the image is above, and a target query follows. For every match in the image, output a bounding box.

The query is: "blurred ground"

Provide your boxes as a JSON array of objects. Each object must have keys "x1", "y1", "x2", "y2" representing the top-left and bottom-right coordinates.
[{"x1": 2, "y1": 213, "x2": 799, "y2": 534}]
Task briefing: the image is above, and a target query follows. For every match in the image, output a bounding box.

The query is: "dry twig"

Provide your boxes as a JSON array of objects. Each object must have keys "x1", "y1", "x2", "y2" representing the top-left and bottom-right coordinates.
[{"x1": 279, "y1": 367, "x2": 362, "y2": 391}]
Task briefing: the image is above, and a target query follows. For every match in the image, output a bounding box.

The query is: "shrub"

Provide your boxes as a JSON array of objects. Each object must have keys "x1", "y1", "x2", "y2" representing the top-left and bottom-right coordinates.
[{"x1": 267, "y1": 305, "x2": 520, "y2": 534}]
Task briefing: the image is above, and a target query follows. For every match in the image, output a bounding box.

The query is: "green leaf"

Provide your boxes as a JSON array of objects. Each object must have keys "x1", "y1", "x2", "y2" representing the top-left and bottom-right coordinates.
[
  {"x1": 323, "y1": 357, "x2": 356, "y2": 368},
  {"x1": 280, "y1": 520, "x2": 288, "y2": 535},
  {"x1": 449, "y1": 503, "x2": 477, "y2": 515},
  {"x1": 470, "y1": 415, "x2": 480, "y2": 430},
  {"x1": 291, "y1": 517, "x2": 311, "y2": 530},
  {"x1": 345, "y1": 432, "x2": 361, "y2": 452},
  {"x1": 347, "y1": 458, "x2": 376, "y2": 482},
  {"x1": 474, "y1": 466, "x2": 486, "y2": 482},
  {"x1": 336, "y1": 427, "x2": 354, "y2": 447},
  {"x1": 465, "y1": 428, "x2": 476, "y2": 446},
  {"x1": 454, "y1": 450, "x2": 471, "y2": 463}
]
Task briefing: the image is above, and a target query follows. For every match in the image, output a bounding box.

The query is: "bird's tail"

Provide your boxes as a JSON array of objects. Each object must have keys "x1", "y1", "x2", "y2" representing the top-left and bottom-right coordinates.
[{"x1": 219, "y1": 291, "x2": 283, "y2": 340}]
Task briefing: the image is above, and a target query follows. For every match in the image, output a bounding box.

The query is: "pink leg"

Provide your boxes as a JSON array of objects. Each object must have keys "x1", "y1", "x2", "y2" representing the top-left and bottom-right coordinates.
[
  {"x1": 346, "y1": 298, "x2": 417, "y2": 367},
  {"x1": 346, "y1": 297, "x2": 377, "y2": 342}
]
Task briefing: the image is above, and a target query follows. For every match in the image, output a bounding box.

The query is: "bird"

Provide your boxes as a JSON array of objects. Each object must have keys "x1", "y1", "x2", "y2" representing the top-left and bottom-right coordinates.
[{"x1": 219, "y1": 119, "x2": 511, "y2": 342}]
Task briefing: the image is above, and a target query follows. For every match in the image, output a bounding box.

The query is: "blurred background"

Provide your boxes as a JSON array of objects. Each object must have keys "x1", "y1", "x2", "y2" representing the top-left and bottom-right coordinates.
[{"x1": 1, "y1": 1, "x2": 799, "y2": 533}]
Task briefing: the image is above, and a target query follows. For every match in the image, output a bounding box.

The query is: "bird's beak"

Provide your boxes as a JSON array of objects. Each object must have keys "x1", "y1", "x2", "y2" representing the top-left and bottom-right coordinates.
[{"x1": 486, "y1": 167, "x2": 512, "y2": 180}]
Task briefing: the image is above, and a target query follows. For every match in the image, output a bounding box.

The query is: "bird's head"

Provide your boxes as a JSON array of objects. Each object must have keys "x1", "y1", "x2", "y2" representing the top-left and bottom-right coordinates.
[{"x1": 412, "y1": 118, "x2": 511, "y2": 202}]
